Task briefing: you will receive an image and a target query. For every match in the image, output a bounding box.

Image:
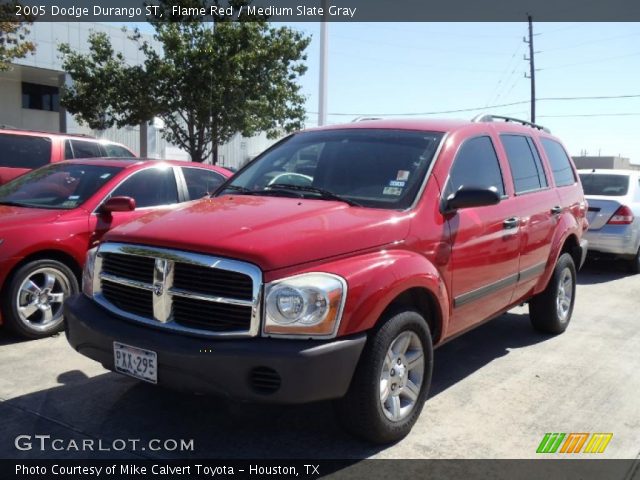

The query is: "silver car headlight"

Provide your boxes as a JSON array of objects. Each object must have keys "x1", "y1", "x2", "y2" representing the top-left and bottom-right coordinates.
[
  {"x1": 82, "y1": 247, "x2": 99, "y2": 298},
  {"x1": 263, "y1": 273, "x2": 347, "y2": 338}
]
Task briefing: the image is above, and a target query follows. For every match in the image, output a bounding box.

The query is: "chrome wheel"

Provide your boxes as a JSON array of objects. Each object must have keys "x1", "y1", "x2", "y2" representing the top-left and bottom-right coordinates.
[
  {"x1": 556, "y1": 267, "x2": 573, "y2": 323},
  {"x1": 16, "y1": 268, "x2": 71, "y2": 332},
  {"x1": 379, "y1": 331, "x2": 425, "y2": 422}
]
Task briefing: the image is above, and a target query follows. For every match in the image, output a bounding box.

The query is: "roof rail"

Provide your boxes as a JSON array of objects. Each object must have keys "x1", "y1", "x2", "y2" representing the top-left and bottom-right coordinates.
[
  {"x1": 351, "y1": 116, "x2": 383, "y2": 122},
  {"x1": 471, "y1": 114, "x2": 551, "y2": 133},
  {"x1": 0, "y1": 125, "x2": 95, "y2": 138}
]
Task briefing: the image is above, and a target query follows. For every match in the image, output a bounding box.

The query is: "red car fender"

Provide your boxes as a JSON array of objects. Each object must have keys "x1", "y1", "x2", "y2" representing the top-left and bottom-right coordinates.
[
  {"x1": 533, "y1": 212, "x2": 582, "y2": 295},
  {"x1": 275, "y1": 249, "x2": 450, "y2": 341}
]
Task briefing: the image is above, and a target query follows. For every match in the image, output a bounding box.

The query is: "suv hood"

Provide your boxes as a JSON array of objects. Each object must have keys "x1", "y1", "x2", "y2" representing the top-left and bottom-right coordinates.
[{"x1": 104, "y1": 195, "x2": 412, "y2": 271}]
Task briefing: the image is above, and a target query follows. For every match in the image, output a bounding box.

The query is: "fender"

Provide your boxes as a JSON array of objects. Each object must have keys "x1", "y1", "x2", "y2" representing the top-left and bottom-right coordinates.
[
  {"x1": 273, "y1": 249, "x2": 450, "y2": 339},
  {"x1": 533, "y1": 211, "x2": 581, "y2": 294}
]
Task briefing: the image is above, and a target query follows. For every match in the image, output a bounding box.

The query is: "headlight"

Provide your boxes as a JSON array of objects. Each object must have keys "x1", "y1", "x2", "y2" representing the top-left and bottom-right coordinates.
[
  {"x1": 263, "y1": 273, "x2": 347, "y2": 338},
  {"x1": 82, "y1": 247, "x2": 99, "y2": 297}
]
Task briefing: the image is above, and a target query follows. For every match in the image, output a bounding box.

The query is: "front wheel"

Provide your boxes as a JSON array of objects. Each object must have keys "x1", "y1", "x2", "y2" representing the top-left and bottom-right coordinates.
[
  {"x1": 334, "y1": 310, "x2": 433, "y2": 444},
  {"x1": 529, "y1": 253, "x2": 576, "y2": 334},
  {"x1": 2, "y1": 259, "x2": 78, "y2": 339}
]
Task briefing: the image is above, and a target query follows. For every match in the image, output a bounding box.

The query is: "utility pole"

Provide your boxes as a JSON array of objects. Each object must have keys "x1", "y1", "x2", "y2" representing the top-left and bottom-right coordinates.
[
  {"x1": 318, "y1": 0, "x2": 328, "y2": 126},
  {"x1": 523, "y1": 14, "x2": 536, "y2": 123}
]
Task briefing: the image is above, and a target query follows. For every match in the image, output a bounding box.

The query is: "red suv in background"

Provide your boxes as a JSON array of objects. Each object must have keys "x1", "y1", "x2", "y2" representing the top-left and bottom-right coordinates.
[
  {"x1": 65, "y1": 116, "x2": 588, "y2": 443},
  {"x1": 0, "y1": 159, "x2": 231, "y2": 338},
  {"x1": 0, "y1": 128, "x2": 136, "y2": 185}
]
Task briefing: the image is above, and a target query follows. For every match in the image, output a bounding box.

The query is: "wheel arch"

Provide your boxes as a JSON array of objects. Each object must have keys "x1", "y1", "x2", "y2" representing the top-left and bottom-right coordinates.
[{"x1": 378, "y1": 287, "x2": 443, "y2": 345}]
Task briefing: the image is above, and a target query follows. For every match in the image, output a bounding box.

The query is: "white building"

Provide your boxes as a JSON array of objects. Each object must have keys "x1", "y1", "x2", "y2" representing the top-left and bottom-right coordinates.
[{"x1": 0, "y1": 22, "x2": 276, "y2": 169}]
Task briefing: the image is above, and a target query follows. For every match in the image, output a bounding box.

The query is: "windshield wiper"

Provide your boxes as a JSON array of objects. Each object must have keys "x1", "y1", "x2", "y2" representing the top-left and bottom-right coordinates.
[
  {"x1": 267, "y1": 183, "x2": 362, "y2": 207},
  {"x1": 222, "y1": 184, "x2": 303, "y2": 199},
  {"x1": 0, "y1": 200, "x2": 30, "y2": 208}
]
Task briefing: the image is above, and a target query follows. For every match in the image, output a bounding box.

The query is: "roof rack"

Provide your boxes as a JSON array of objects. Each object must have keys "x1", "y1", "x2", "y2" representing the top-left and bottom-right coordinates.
[
  {"x1": 471, "y1": 114, "x2": 551, "y2": 133},
  {"x1": 0, "y1": 125, "x2": 95, "y2": 138},
  {"x1": 351, "y1": 116, "x2": 383, "y2": 122}
]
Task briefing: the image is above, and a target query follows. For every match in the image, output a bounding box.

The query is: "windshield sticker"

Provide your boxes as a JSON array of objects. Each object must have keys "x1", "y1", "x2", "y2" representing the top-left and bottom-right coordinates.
[
  {"x1": 68, "y1": 195, "x2": 80, "y2": 200},
  {"x1": 397, "y1": 170, "x2": 410, "y2": 181},
  {"x1": 61, "y1": 200, "x2": 77, "y2": 208},
  {"x1": 100, "y1": 173, "x2": 112, "y2": 179},
  {"x1": 383, "y1": 187, "x2": 403, "y2": 196},
  {"x1": 389, "y1": 180, "x2": 405, "y2": 187}
]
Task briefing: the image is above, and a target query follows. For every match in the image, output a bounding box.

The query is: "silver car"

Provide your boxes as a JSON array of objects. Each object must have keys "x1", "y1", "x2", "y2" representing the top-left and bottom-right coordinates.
[{"x1": 578, "y1": 169, "x2": 640, "y2": 273}]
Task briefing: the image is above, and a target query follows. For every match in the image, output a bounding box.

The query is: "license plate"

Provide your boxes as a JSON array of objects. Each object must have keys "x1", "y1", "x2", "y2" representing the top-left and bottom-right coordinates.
[{"x1": 113, "y1": 342, "x2": 157, "y2": 384}]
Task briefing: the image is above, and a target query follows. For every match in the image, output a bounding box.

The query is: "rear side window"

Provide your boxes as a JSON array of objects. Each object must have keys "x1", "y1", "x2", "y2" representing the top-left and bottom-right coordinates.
[
  {"x1": 181, "y1": 167, "x2": 226, "y2": 199},
  {"x1": 69, "y1": 140, "x2": 103, "y2": 159},
  {"x1": 103, "y1": 144, "x2": 134, "y2": 158},
  {"x1": 578, "y1": 173, "x2": 629, "y2": 196},
  {"x1": 500, "y1": 135, "x2": 548, "y2": 194},
  {"x1": 447, "y1": 136, "x2": 505, "y2": 197},
  {"x1": 541, "y1": 139, "x2": 576, "y2": 187},
  {"x1": 0, "y1": 133, "x2": 52, "y2": 169}
]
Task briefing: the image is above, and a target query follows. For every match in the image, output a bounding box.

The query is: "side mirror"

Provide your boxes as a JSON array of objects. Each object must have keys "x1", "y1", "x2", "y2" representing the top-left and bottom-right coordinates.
[
  {"x1": 101, "y1": 196, "x2": 136, "y2": 214},
  {"x1": 444, "y1": 186, "x2": 501, "y2": 213}
]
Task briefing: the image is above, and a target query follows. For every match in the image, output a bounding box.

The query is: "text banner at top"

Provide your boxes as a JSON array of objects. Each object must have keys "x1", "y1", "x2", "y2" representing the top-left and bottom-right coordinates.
[{"x1": 4, "y1": 0, "x2": 640, "y2": 22}]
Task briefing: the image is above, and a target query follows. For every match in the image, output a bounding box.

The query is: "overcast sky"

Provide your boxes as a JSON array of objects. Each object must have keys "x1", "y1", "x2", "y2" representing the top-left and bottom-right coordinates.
[{"x1": 130, "y1": 21, "x2": 640, "y2": 163}]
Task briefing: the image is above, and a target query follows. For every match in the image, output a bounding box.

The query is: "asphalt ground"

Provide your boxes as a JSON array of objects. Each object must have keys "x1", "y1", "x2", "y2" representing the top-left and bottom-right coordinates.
[{"x1": 0, "y1": 259, "x2": 638, "y2": 463}]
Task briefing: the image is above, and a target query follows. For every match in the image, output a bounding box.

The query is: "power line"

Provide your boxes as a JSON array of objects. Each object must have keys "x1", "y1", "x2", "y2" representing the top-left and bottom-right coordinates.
[
  {"x1": 305, "y1": 94, "x2": 640, "y2": 117},
  {"x1": 543, "y1": 51, "x2": 640, "y2": 70},
  {"x1": 539, "y1": 112, "x2": 640, "y2": 118}
]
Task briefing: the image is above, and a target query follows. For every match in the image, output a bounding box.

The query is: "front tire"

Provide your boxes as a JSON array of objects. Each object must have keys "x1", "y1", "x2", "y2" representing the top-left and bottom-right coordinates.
[
  {"x1": 529, "y1": 253, "x2": 576, "y2": 334},
  {"x1": 335, "y1": 310, "x2": 433, "y2": 444},
  {"x1": 2, "y1": 259, "x2": 78, "y2": 339}
]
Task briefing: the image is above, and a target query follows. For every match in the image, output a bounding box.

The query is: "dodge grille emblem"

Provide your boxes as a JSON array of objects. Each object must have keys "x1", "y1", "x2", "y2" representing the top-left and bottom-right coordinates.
[{"x1": 153, "y1": 282, "x2": 164, "y2": 296}]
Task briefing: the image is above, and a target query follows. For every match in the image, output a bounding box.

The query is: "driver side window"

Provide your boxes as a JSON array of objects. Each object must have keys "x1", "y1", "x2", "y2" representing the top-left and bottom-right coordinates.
[{"x1": 446, "y1": 136, "x2": 505, "y2": 198}]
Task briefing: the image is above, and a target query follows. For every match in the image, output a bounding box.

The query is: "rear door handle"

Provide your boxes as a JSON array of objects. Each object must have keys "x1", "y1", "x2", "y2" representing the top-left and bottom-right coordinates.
[
  {"x1": 551, "y1": 205, "x2": 562, "y2": 215},
  {"x1": 503, "y1": 217, "x2": 519, "y2": 230}
]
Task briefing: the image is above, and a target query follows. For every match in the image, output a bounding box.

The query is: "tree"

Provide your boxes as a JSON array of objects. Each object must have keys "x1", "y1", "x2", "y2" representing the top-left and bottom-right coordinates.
[
  {"x1": 59, "y1": 1, "x2": 310, "y2": 163},
  {"x1": 0, "y1": 2, "x2": 36, "y2": 71}
]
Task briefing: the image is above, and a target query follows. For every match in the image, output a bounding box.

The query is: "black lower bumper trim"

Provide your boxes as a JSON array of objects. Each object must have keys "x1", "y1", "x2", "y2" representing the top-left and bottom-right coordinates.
[{"x1": 64, "y1": 294, "x2": 366, "y2": 404}]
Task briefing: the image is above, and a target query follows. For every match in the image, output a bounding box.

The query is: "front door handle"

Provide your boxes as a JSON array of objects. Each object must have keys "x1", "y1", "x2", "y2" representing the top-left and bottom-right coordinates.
[
  {"x1": 503, "y1": 217, "x2": 519, "y2": 230},
  {"x1": 551, "y1": 205, "x2": 562, "y2": 215}
]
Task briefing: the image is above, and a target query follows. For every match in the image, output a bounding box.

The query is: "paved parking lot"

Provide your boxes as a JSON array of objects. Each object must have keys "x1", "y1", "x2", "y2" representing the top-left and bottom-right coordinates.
[{"x1": 1, "y1": 260, "x2": 639, "y2": 461}]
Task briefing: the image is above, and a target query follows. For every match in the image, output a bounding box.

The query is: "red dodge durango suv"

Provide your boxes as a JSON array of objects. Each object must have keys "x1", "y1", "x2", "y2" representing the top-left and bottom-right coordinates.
[{"x1": 64, "y1": 115, "x2": 588, "y2": 443}]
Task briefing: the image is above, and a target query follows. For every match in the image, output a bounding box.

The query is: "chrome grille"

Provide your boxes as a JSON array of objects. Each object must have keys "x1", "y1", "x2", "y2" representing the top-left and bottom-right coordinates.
[
  {"x1": 102, "y1": 253, "x2": 155, "y2": 283},
  {"x1": 93, "y1": 243, "x2": 262, "y2": 338}
]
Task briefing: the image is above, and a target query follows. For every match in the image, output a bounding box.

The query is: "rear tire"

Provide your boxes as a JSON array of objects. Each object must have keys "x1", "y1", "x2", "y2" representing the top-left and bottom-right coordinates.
[
  {"x1": 529, "y1": 253, "x2": 576, "y2": 334},
  {"x1": 334, "y1": 310, "x2": 433, "y2": 444},
  {"x1": 2, "y1": 259, "x2": 78, "y2": 339}
]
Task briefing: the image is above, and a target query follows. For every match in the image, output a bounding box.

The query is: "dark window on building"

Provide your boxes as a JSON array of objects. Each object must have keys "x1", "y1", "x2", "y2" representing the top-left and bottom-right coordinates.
[
  {"x1": 69, "y1": 140, "x2": 103, "y2": 159},
  {"x1": 181, "y1": 167, "x2": 226, "y2": 199},
  {"x1": 22, "y1": 82, "x2": 60, "y2": 112},
  {"x1": 0, "y1": 133, "x2": 52, "y2": 168},
  {"x1": 447, "y1": 136, "x2": 505, "y2": 197},
  {"x1": 110, "y1": 167, "x2": 178, "y2": 208},
  {"x1": 541, "y1": 139, "x2": 576, "y2": 187},
  {"x1": 500, "y1": 135, "x2": 548, "y2": 194}
]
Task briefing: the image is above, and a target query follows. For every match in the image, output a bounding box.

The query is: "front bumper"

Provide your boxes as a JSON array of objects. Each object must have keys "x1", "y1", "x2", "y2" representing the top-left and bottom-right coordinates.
[
  {"x1": 585, "y1": 225, "x2": 639, "y2": 257},
  {"x1": 64, "y1": 294, "x2": 366, "y2": 404}
]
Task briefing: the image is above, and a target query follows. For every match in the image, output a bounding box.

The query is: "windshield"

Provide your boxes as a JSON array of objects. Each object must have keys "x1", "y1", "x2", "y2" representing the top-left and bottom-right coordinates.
[
  {"x1": 219, "y1": 129, "x2": 443, "y2": 209},
  {"x1": 0, "y1": 163, "x2": 122, "y2": 209},
  {"x1": 579, "y1": 173, "x2": 630, "y2": 196}
]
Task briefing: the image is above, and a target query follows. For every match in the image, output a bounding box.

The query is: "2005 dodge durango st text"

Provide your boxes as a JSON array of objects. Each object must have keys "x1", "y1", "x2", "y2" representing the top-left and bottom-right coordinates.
[{"x1": 65, "y1": 116, "x2": 588, "y2": 443}]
